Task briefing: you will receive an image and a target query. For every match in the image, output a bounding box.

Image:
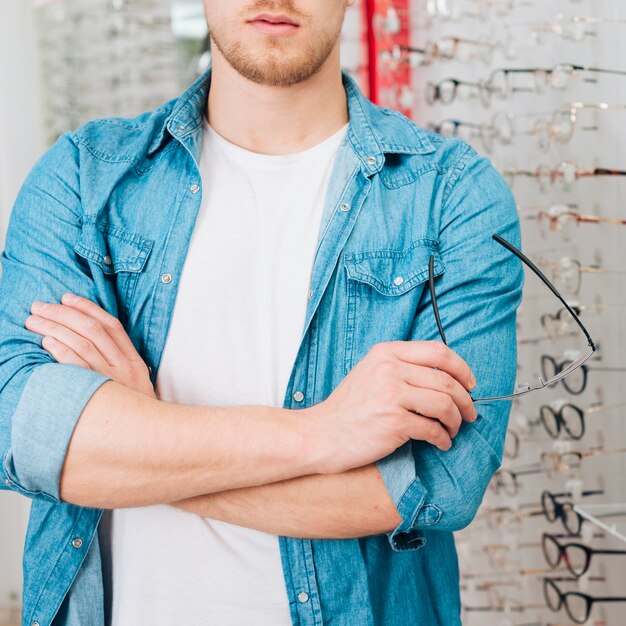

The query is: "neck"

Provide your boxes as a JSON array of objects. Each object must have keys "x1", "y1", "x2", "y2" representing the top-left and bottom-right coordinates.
[{"x1": 205, "y1": 49, "x2": 349, "y2": 156}]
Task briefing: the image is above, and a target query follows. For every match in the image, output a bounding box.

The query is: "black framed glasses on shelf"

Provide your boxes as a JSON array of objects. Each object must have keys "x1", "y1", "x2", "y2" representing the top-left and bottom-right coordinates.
[
  {"x1": 541, "y1": 353, "x2": 626, "y2": 395},
  {"x1": 542, "y1": 532, "x2": 626, "y2": 578},
  {"x1": 425, "y1": 77, "x2": 491, "y2": 106},
  {"x1": 541, "y1": 489, "x2": 603, "y2": 536},
  {"x1": 539, "y1": 398, "x2": 626, "y2": 439},
  {"x1": 543, "y1": 576, "x2": 626, "y2": 623},
  {"x1": 428, "y1": 234, "x2": 597, "y2": 404}
]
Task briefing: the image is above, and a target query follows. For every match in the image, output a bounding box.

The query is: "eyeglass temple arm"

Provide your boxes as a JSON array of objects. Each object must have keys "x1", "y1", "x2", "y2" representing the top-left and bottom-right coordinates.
[
  {"x1": 428, "y1": 235, "x2": 595, "y2": 349},
  {"x1": 428, "y1": 254, "x2": 447, "y2": 345},
  {"x1": 491, "y1": 233, "x2": 596, "y2": 351}
]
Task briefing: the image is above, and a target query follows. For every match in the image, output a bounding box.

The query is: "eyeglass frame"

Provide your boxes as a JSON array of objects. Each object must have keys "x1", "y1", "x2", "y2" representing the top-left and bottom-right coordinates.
[
  {"x1": 541, "y1": 489, "x2": 603, "y2": 536},
  {"x1": 543, "y1": 576, "x2": 626, "y2": 623},
  {"x1": 427, "y1": 233, "x2": 597, "y2": 404},
  {"x1": 542, "y1": 531, "x2": 626, "y2": 578}
]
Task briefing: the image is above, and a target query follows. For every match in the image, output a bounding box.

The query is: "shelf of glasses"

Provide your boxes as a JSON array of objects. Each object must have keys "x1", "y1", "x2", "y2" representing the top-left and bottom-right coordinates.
[{"x1": 574, "y1": 502, "x2": 626, "y2": 544}]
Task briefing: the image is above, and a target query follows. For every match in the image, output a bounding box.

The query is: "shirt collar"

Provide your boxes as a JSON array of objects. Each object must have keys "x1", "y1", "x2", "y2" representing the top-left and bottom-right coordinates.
[{"x1": 147, "y1": 65, "x2": 436, "y2": 172}]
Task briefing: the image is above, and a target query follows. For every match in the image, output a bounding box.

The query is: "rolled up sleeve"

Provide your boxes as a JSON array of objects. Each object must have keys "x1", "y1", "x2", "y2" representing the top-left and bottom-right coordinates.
[
  {"x1": 0, "y1": 131, "x2": 113, "y2": 503},
  {"x1": 376, "y1": 142, "x2": 523, "y2": 551}
]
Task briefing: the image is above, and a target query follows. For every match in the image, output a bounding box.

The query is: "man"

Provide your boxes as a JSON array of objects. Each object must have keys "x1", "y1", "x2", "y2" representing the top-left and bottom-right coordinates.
[{"x1": 0, "y1": 1, "x2": 522, "y2": 625}]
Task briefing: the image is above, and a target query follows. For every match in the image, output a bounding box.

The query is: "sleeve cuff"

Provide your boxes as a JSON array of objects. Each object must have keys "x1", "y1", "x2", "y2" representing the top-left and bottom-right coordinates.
[
  {"x1": 2, "y1": 362, "x2": 113, "y2": 502},
  {"x1": 375, "y1": 440, "x2": 437, "y2": 552}
]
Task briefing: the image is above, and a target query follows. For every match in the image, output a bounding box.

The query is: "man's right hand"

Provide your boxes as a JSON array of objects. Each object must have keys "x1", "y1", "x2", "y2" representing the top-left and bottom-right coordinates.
[{"x1": 305, "y1": 340, "x2": 478, "y2": 475}]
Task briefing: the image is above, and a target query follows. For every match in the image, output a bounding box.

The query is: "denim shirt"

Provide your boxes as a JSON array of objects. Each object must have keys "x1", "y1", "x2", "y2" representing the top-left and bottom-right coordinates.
[{"x1": 0, "y1": 65, "x2": 522, "y2": 626}]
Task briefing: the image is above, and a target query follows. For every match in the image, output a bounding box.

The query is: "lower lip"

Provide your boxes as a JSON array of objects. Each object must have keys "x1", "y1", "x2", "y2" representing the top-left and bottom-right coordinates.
[{"x1": 248, "y1": 20, "x2": 299, "y2": 36}]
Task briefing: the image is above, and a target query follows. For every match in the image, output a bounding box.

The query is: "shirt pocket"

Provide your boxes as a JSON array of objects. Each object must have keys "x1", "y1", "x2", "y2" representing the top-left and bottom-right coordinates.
[
  {"x1": 72, "y1": 217, "x2": 155, "y2": 322},
  {"x1": 342, "y1": 238, "x2": 445, "y2": 375}
]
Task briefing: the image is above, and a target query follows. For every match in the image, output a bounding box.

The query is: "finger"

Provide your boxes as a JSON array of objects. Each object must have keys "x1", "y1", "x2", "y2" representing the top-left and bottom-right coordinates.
[
  {"x1": 41, "y1": 336, "x2": 93, "y2": 370},
  {"x1": 389, "y1": 340, "x2": 476, "y2": 391},
  {"x1": 28, "y1": 302, "x2": 125, "y2": 368},
  {"x1": 404, "y1": 411, "x2": 452, "y2": 451},
  {"x1": 398, "y1": 361, "x2": 477, "y2": 423},
  {"x1": 398, "y1": 386, "x2": 463, "y2": 438},
  {"x1": 25, "y1": 314, "x2": 112, "y2": 373},
  {"x1": 60, "y1": 292, "x2": 142, "y2": 364}
]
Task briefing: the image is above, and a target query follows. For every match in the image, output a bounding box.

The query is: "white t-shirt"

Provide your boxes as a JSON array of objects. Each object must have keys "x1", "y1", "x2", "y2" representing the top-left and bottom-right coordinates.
[{"x1": 98, "y1": 116, "x2": 349, "y2": 626}]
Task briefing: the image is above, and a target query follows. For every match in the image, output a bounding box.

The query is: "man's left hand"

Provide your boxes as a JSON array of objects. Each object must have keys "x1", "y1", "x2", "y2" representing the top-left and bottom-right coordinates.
[{"x1": 24, "y1": 291, "x2": 156, "y2": 399}]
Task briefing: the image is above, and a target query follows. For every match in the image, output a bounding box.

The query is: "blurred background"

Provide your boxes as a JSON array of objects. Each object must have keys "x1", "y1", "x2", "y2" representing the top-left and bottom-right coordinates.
[{"x1": 1, "y1": 1, "x2": 625, "y2": 625}]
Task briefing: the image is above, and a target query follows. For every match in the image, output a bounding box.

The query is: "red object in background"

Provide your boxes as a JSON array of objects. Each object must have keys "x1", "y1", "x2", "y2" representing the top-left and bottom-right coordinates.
[{"x1": 364, "y1": 0, "x2": 412, "y2": 117}]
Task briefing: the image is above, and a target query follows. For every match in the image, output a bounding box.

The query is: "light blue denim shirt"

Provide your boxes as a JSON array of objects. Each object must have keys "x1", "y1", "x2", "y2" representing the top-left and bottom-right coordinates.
[{"x1": 0, "y1": 65, "x2": 522, "y2": 626}]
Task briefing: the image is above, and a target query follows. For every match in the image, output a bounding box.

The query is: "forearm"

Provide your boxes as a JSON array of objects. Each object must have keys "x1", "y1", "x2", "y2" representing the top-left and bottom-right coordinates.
[
  {"x1": 60, "y1": 379, "x2": 320, "y2": 509},
  {"x1": 169, "y1": 462, "x2": 402, "y2": 539}
]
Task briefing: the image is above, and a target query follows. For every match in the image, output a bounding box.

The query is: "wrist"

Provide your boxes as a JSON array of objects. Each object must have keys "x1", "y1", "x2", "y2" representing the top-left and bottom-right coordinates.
[{"x1": 291, "y1": 402, "x2": 334, "y2": 475}]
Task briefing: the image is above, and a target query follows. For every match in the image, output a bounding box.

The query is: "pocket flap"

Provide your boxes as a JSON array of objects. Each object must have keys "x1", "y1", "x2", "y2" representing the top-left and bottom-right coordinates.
[
  {"x1": 344, "y1": 238, "x2": 445, "y2": 296},
  {"x1": 73, "y1": 218, "x2": 154, "y2": 274}
]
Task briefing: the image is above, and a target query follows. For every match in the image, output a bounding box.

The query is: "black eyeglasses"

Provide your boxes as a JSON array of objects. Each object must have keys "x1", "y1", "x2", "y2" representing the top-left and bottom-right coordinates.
[
  {"x1": 541, "y1": 353, "x2": 626, "y2": 395},
  {"x1": 541, "y1": 489, "x2": 603, "y2": 536},
  {"x1": 539, "y1": 399, "x2": 626, "y2": 440},
  {"x1": 543, "y1": 576, "x2": 626, "y2": 623},
  {"x1": 542, "y1": 532, "x2": 626, "y2": 578},
  {"x1": 425, "y1": 78, "x2": 490, "y2": 106},
  {"x1": 428, "y1": 234, "x2": 597, "y2": 403}
]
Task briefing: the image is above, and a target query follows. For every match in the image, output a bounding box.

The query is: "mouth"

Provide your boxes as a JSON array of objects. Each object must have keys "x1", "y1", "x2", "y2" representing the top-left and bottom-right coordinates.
[{"x1": 247, "y1": 13, "x2": 300, "y2": 36}]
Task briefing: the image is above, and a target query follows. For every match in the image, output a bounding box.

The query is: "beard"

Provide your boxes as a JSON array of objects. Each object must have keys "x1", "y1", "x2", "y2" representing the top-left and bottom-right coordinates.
[{"x1": 207, "y1": 18, "x2": 343, "y2": 88}]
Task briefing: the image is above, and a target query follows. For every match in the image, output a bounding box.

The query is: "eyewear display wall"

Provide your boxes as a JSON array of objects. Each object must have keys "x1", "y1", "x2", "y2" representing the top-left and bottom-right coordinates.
[{"x1": 388, "y1": 0, "x2": 626, "y2": 624}]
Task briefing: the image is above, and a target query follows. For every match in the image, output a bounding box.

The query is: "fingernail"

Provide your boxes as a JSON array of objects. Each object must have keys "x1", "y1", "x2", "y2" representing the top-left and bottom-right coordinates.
[
  {"x1": 62, "y1": 292, "x2": 79, "y2": 304},
  {"x1": 26, "y1": 315, "x2": 42, "y2": 325},
  {"x1": 468, "y1": 374, "x2": 477, "y2": 390},
  {"x1": 31, "y1": 301, "x2": 48, "y2": 312}
]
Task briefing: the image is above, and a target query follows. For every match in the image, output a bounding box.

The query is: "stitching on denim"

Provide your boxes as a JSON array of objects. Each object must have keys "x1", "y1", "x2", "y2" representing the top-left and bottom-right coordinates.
[
  {"x1": 380, "y1": 164, "x2": 445, "y2": 189},
  {"x1": 441, "y1": 141, "x2": 477, "y2": 206},
  {"x1": 416, "y1": 503, "x2": 443, "y2": 526}
]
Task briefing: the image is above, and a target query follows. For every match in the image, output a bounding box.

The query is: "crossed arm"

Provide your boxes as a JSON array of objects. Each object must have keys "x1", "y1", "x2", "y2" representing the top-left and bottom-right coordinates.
[{"x1": 168, "y1": 462, "x2": 403, "y2": 539}]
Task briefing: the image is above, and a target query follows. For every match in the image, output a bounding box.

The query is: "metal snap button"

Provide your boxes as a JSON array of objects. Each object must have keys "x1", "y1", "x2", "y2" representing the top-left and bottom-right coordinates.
[
  {"x1": 339, "y1": 202, "x2": 350, "y2": 212},
  {"x1": 366, "y1": 155, "x2": 377, "y2": 165},
  {"x1": 293, "y1": 391, "x2": 304, "y2": 402},
  {"x1": 190, "y1": 184, "x2": 200, "y2": 194},
  {"x1": 103, "y1": 255, "x2": 112, "y2": 265},
  {"x1": 3, "y1": 478, "x2": 11, "y2": 487},
  {"x1": 71, "y1": 537, "x2": 83, "y2": 549},
  {"x1": 297, "y1": 591, "x2": 309, "y2": 603},
  {"x1": 393, "y1": 276, "x2": 404, "y2": 286},
  {"x1": 161, "y1": 273, "x2": 172, "y2": 284}
]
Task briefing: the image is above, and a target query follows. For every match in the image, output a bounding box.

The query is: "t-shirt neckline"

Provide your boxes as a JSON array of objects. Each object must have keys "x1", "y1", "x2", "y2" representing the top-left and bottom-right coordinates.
[{"x1": 202, "y1": 117, "x2": 349, "y2": 166}]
